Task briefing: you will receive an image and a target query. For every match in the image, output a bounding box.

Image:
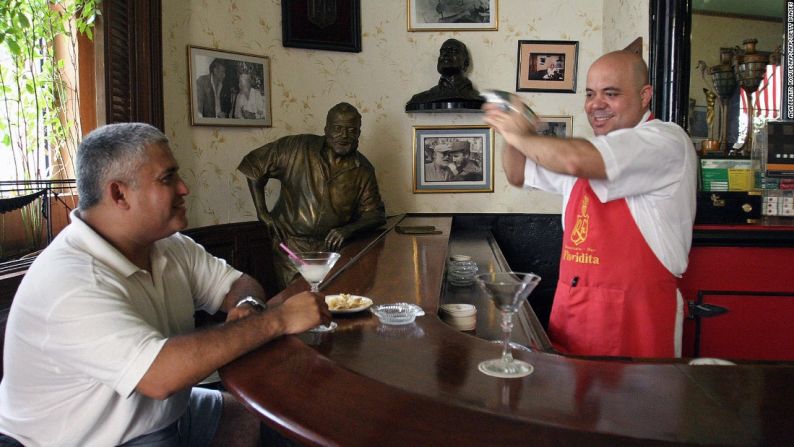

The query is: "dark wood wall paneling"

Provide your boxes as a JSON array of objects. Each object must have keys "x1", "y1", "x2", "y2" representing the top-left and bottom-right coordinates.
[
  {"x1": 183, "y1": 222, "x2": 278, "y2": 326},
  {"x1": 452, "y1": 214, "x2": 563, "y2": 328},
  {"x1": 183, "y1": 222, "x2": 279, "y2": 298}
]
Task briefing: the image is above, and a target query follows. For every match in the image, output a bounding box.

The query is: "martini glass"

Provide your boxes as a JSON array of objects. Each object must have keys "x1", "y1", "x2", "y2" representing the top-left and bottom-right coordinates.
[
  {"x1": 476, "y1": 272, "x2": 541, "y2": 378},
  {"x1": 290, "y1": 251, "x2": 341, "y2": 332}
]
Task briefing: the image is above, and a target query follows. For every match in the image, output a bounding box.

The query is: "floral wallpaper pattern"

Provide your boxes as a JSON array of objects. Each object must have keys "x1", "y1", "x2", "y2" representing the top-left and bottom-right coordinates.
[
  {"x1": 602, "y1": 0, "x2": 648, "y2": 55},
  {"x1": 162, "y1": 0, "x2": 649, "y2": 228}
]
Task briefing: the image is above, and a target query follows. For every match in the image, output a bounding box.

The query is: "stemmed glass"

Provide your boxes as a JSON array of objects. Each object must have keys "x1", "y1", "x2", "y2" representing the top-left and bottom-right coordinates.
[
  {"x1": 476, "y1": 272, "x2": 541, "y2": 378},
  {"x1": 288, "y1": 251, "x2": 341, "y2": 332}
]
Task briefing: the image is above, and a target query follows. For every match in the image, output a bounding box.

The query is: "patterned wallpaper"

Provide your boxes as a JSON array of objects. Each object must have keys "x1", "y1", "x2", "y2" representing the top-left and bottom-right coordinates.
[
  {"x1": 162, "y1": 0, "x2": 649, "y2": 228},
  {"x1": 603, "y1": 0, "x2": 649, "y2": 54}
]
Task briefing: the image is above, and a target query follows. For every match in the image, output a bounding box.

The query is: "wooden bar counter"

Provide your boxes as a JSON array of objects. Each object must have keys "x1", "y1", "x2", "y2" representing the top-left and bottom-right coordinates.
[{"x1": 220, "y1": 215, "x2": 794, "y2": 446}]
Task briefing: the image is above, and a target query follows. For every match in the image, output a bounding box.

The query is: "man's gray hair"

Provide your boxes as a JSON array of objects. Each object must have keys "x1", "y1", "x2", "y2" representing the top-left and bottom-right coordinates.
[{"x1": 76, "y1": 122, "x2": 168, "y2": 210}]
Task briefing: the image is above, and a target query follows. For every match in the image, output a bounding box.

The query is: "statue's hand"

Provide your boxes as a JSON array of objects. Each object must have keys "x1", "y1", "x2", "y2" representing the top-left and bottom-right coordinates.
[{"x1": 325, "y1": 227, "x2": 352, "y2": 252}]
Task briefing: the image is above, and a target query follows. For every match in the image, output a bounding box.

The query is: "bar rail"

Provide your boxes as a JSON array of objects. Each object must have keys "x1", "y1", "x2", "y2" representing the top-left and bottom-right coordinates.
[{"x1": 221, "y1": 215, "x2": 794, "y2": 447}]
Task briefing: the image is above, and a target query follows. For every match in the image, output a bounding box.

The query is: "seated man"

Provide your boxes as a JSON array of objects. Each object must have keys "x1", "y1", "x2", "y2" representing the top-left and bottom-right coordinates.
[
  {"x1": 447, "y1": 140, "x2": 482, "y2": 181},
  {"x1": 0, "y1": 123, "x2": 329, "y2": 446},
  {"x1": 405, "y1": 38, "x2": 484, "y2": 111},
  {"x1": 238, "y1": 102, "x2": 386, "y2": 288}
]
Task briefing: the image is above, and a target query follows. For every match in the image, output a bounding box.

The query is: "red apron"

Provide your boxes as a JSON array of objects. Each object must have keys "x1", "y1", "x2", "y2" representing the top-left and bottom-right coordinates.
[{"x1": 548, "y1": 179, "x2": 677, "y2": 357}]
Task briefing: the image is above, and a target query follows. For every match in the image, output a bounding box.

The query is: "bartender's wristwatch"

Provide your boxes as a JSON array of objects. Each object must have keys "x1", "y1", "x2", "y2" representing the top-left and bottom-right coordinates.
[{"x1": 235, "y1": 296, "x2": 267, "y2": 312}]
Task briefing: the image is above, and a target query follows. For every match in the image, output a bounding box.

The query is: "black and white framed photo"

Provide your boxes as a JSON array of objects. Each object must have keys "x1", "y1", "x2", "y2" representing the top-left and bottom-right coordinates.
[
  {"x1": 408, "y1": 0, "x2": 498, "y2": 31},
  {"x1": 516, "y1": 40, "x2": 579, "y2": 93},
  {"x1": 188, "y1": 46, "x2": 272, "y2": 127},
  {"x1": 413, "y1": 125, "x2": 494, "y2": 193},
  {"x1": 282, "y1": 0, "x2": 362, "y2": 52},
  {"x1": 537, "y1": 115, "x2": 573, "y2": 138}
]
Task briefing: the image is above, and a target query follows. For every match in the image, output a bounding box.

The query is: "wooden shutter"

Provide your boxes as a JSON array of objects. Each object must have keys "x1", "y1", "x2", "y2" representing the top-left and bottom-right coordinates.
[{"x1": 103, "y1": 0, "x2": 163, "y2": 130}]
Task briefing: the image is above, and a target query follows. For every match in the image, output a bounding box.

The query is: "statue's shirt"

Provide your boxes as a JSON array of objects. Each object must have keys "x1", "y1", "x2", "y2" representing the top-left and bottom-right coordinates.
[{"x1": 238, "y1": 134, "x2": 385, "y2": 240}]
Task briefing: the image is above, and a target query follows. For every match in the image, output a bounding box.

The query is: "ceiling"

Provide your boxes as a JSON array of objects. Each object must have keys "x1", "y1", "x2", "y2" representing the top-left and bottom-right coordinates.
[{"x1": 693, "y1": 0, "x2": 785, "y2": 19}]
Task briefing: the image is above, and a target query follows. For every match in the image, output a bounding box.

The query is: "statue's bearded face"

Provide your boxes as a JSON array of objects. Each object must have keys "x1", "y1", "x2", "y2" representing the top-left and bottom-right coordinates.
[{"x1": 325, "y1": 112, "x2": 361, "y2": 156}]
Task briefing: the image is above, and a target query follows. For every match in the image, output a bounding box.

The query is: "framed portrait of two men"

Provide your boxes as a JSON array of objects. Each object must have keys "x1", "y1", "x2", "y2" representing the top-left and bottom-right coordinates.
[
  {"x1": 413, "y1": 125, "x2": 494, "y2": 193},
  {"x1": 188, "y1": 46, "x2": 272, "y2": 127}
]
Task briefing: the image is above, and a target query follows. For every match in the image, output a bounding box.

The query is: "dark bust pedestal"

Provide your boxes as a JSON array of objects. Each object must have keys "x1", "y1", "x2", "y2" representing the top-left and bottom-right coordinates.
[{"x1": 405, "y1": 99, "x2": 484, "y2": 113}]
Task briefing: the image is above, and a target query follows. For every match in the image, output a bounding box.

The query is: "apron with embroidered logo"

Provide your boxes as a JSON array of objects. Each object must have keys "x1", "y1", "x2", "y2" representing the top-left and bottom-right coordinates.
[{"x1": 548, "y1": 178, "x2": 677, "y2": 357}]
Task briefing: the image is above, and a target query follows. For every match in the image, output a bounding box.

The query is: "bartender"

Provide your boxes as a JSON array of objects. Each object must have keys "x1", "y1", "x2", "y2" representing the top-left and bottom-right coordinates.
[{"x1": 483, "y1": 51, "x2": 698, "y2": 358}]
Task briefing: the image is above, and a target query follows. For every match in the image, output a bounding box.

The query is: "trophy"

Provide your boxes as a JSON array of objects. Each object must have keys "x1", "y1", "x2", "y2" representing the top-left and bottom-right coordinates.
[
  {"x1": 700, "y1": 88, "x2": 721, "y2": 154},
  {"x1": 733, "y1": 38, "x2": 769, "y2": 157},
  {"x1": 709, "y1": 49, "x2": 738, "y2": 154}
]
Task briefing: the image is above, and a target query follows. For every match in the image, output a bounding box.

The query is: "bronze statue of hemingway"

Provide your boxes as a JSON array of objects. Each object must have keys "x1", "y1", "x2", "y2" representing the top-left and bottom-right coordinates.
[{"x1": 237, "y1": 102, "x2": 386, "y2": 288}]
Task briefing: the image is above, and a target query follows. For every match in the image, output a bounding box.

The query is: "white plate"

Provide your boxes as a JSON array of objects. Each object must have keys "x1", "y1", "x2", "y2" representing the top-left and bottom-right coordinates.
[{"x1": 325, "y1": 294, "x2": 373, "y2": 314}]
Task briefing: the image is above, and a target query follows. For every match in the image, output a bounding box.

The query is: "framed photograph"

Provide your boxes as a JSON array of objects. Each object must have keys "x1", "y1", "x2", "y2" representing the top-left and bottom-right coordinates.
[
  {"x1": 188, "y1": 46, "x2": 272, "y2": 127},
  {"x1": 413, "y1": 125, "x2": 494, "y2": 193},
  {"x1": 282, "y1": 0, "x2": 361, "y2": 52},
  {"x1": 408, "y1": 0, "x2": 498, "y2": 31},
  {"x1": 537, "y1": 115, "x2": 573, "y2": 138},
  {"x1": 516, "y1": 40, "x2": 579, "y2": 93}
]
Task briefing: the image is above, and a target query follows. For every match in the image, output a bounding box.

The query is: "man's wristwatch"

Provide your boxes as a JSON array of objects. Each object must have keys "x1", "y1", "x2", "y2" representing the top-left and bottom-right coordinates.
[{"x1": 235, "y1": 296, "x2": 267, "y2": 311}]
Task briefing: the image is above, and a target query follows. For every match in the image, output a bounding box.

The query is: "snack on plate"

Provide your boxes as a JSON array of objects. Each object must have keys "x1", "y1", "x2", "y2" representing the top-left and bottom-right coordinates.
[{"x1": 327, "y1": 293, "x2": 365, "y2": 311}]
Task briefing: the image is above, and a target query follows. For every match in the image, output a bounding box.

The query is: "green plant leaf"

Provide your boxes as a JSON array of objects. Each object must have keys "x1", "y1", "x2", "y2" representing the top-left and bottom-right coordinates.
[
  {"x1": 15, "y1": 10, "x2": 30, "y2": 29},
  {"x1": 6, "y1": 38, "x2": 20, "y2": 56}
]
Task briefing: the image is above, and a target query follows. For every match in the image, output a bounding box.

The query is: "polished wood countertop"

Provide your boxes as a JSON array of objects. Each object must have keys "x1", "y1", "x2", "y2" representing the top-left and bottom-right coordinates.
[{"x1": 220, "y1": 215, "x2": 794, "y2": 446}]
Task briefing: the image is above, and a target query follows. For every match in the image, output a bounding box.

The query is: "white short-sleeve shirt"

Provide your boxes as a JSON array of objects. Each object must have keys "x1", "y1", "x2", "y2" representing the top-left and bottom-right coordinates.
[
  {"x1": 0, "y1": 211, "x2": 242, "y2": 446},
  {"x1": 523, "y1": 113, "x2": 698, "y2": 276}
]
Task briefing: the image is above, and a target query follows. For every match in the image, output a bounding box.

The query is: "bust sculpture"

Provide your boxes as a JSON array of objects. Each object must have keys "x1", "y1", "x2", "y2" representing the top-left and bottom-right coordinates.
[{"x1": 405, "y1": 38, "x2": 484, "y2": 112}]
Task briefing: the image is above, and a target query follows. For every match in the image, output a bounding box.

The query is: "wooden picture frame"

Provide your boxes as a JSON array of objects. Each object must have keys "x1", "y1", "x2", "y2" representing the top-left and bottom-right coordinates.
[
  {"x1": 413, "y1": 125, "x2": 494, "y2": 193},
  {"x1": 282, "y1": 0, "x2": 362, "y2": 53},
  {"x1": 188, "y1": 46, "x2": 272, "y2": 127},
  {"x1": 408, "y1": 0, "x2": 498, "y2": 31},
  {"x1": 516, "y1": 40, "x2": 579, "y2": 93},
  {"x1": 537, "y1": 115, "x2": 573, "y2": 138}
]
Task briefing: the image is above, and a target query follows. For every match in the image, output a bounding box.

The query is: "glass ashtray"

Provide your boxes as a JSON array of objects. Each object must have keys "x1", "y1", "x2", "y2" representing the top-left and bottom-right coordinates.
[{"x1": 370, "y1": 303, "x2": 425, "y2": 325}]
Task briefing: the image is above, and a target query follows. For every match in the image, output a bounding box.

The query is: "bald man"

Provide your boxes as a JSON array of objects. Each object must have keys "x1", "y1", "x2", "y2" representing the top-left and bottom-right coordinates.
[{"x1": 484, "y1": 51, "x2": 697, "y2": 358}]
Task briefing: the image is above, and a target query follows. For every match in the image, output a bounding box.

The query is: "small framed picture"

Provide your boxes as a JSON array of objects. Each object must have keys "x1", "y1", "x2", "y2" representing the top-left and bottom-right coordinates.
[
  {"x1": 516, "y1": 40, "x2": 579, "y2": 93},
  {"x1": 188, "y1": 46, "x2": 272, "y2": 127},
  {"x1": 408, "y1": 0, "x2": 498, "y2": 31},
  {"x1": 282, "y1": 0, "x2": 361, "y2": 52},
  {"x1": 537, "y1": 115, "x2": 573, "y2": 138},
  {"x1": 413, "y1": 125, "x2": 494, "y2": 193}
]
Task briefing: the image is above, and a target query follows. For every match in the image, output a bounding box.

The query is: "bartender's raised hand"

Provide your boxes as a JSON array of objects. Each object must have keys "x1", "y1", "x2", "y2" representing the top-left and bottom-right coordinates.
[
  {"x1": 274, "y1": 291, "x2": 331, "y2": 334},
  {"x1": 482, "y1": 100, "x2": 538, "y2": 149},
  {"x1": 325, "y1": 226, "x2": 351, "y2": 252}
]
